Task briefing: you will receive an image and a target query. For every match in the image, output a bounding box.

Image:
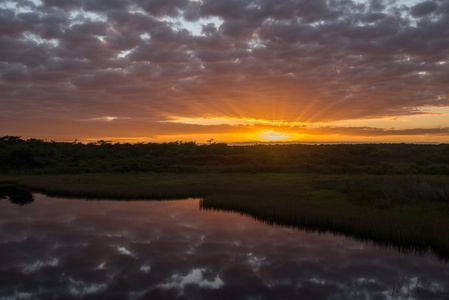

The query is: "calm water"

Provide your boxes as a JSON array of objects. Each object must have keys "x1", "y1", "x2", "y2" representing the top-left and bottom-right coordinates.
[{"x1": 0, "y1": 194, "x2": 448, "y2": 300}]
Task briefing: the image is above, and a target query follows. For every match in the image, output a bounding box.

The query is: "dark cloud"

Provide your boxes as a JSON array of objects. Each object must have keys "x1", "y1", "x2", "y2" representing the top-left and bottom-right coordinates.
[
  {"x1": 137, "y1": 0, "x2": 189, "y2": 17},
  {"x1": 298, "y1": 126, "x2": 449, "y2": 137},
  {"x1": 369, "y1": 0, "x2": 387, "y2": 12},
  {"x1": 42, "y1": 0, "x2": 79, "y2": 9},
  {"x1": 0, "y1": 0, "x2": 448, "y2": 141},
  {"x1": 411, "y1": 1, "x2": 438, "y2": 17}
]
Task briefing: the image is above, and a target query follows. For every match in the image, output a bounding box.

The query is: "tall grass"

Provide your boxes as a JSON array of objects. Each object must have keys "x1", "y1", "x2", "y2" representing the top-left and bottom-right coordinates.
[
  {"x1": 5, "y1": 174, "x2": 214, "y2": 200},
  {"x1": 313, "y1": 175, "x2": 449, "y2": 208},
  {"x1": 200, "y1": 192, "x2": 449, "y2": 259}
]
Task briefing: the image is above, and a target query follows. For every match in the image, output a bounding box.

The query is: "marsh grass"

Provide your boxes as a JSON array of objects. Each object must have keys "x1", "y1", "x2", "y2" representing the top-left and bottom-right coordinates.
[
  {"x1": 311, "y1": 175, "x2": 449, "y2": 216},
  {"x1": 337, "y1": 176, "x2": 449, "y2": 203},
  {"x1": 201, "y1": 192, "x2": 449, "y2": 259},
  {"x1": 3, "y1": 173, "x2": 449, "y2": 258},
  {"x1": 4, "y1": 174, "x2": 214, "y2": 199}
]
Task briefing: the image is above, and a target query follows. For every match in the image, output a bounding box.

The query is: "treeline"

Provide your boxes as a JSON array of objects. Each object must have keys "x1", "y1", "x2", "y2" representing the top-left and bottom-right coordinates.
[{"x1": 1, "y1": 135, "x2": 449, "y2": 174}]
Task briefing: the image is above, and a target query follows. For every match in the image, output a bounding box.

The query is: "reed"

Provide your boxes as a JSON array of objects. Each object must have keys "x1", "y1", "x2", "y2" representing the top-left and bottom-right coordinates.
[{"x1": 201, "y1": 192, "x2": 449, "y2": 259}]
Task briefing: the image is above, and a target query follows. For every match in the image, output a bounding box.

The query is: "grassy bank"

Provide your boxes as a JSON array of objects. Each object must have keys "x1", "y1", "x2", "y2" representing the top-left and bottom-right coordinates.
[{"x1": 2, "y1": 173, "x2": 449, "y2": 259}]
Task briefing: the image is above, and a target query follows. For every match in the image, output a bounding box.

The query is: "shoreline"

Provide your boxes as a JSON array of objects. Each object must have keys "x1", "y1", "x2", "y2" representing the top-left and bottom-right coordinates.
[{"x1": 3, "y1": 172, "x2": 449, "y2": 259}]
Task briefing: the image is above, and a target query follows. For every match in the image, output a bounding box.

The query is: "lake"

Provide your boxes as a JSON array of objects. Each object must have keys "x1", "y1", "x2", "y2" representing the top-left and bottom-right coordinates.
[{"x1": 0, "y1": 193, "x2": 448, "y2": 299}]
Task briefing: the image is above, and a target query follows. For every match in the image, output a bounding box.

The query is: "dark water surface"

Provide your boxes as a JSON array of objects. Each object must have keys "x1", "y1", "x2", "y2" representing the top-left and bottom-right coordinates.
[{"x1": 0, "y1": 194, "x2": 448, "y2": 300}]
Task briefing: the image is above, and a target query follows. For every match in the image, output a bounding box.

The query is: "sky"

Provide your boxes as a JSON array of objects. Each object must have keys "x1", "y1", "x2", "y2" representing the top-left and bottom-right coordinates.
[{"x1": 1, "y1": 0, "x2": 448, "y2": 144}]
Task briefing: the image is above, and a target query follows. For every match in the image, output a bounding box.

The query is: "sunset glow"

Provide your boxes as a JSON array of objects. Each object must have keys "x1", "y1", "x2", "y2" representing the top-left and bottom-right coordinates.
[
  {"x1": 1, "y1": 0, "x2": 448, "y2": 143},
  {"x1": 256, "y1": 131, "x2": 292, "y2": 142}
]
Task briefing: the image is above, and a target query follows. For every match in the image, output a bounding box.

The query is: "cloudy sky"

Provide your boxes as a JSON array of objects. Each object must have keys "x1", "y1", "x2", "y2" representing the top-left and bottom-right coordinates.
[{"x1": 1, "y1": 0, "x2": 448, "y2": 143}]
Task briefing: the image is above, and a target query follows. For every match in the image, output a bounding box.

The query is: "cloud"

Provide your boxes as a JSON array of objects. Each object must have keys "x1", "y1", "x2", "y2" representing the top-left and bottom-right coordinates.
[
  {"x1": 68, "y1": 278, "x2": 108, "y2": 297},
  {"x1": 117, "y1": 246, "x2": 135, "y2": 256},
  {"x1": 0, "y1": 291, "x2": 34, "y2": 300},
  {"x1": 163, "y1": 268, "x2": 224, "y2": 293},
  {"x1": 140, "y1": 263, "x2": 151, "y2": 273},
  {"x1": 1, "y1": 0, "x2": 449, "y2": 141},
  {"x1": 22, "y1": 258, "x2": 59, "y2": 274},
  {"x1": 410, "y1": 1, "x2": 438, "y2": 17},
  {"x1": 294, "y1": 126, "x2": 449, "y2": 137}
]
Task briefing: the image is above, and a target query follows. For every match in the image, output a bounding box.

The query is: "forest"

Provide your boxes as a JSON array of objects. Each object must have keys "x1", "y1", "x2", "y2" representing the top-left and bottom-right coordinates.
[{"x1": 1, "y1": 135, "x2": 449, "y2": 175}]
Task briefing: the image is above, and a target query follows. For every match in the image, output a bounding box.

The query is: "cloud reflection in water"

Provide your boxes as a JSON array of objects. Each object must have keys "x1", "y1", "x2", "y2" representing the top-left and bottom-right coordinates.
[{"x1": 0, "y1": 194, "x2": 448, "y2": 299}]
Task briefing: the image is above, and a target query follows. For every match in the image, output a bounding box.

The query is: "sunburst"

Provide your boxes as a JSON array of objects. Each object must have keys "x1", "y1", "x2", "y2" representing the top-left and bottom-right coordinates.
[{"x1": 256, "y1": 130, "x2": 291, "y2": 141}]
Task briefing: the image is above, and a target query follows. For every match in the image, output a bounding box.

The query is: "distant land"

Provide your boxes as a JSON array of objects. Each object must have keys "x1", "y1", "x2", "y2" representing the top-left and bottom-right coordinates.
[{"x1": 1, "y1": 135, "x2": 449, "y2": 175}]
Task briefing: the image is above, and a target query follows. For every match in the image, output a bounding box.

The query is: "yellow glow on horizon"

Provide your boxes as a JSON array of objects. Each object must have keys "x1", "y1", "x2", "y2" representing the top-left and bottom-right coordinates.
[
  {"x1": 30, "y1": 131, "x2": 449, "y2": 144},
  {"x1": 256, "y1": 130, "x2": 292, "y2": 141},
  {"x1": 18, "y1": 105, "x2": 448, "y2": 144}
]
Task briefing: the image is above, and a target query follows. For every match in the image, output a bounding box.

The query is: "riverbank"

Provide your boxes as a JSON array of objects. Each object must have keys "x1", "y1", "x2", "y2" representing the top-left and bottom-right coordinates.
[{"x1": 2, "y1": 173, "x2": 449, "y2": 258}]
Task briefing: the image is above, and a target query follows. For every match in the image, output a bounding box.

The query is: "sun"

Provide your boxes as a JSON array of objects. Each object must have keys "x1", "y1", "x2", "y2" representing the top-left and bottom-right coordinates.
[{"x1": 256, "y1": 130, "x2": 292, "y2": 142}]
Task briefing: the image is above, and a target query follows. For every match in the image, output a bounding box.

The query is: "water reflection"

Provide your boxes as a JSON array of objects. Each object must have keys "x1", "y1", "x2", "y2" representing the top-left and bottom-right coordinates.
[
  {"x1": 199, "y1": 202, "x2": 442, "y2": 259},
  {"x1": 0, "y1": 194, "x2": 448, "y2": 299}
]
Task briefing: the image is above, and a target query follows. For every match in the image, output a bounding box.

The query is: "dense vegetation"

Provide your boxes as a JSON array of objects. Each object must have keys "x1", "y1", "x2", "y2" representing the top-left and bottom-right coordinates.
[
  {"x1": 0, "y1": 184, "x2": 34, "y2": 206},
  {"x1": 1, "y1": 135, "x2": 449, "y2": 175}
]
